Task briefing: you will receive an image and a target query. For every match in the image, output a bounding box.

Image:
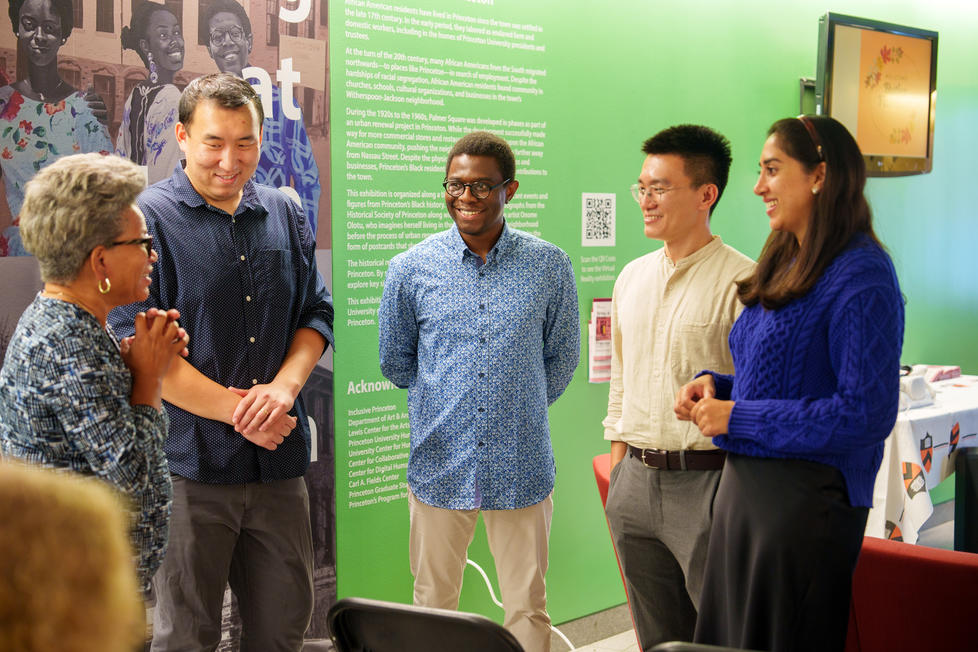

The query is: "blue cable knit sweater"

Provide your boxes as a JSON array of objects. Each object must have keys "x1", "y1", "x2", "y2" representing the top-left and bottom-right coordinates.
[{"x1": 706, "y1": 234, "x2": 904, "y2": 508}]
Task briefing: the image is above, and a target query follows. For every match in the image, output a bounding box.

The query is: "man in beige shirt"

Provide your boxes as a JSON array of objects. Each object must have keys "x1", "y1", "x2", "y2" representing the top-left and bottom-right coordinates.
[{"x1": 603, "y1": 125, "x2": 754, "y2": 649}]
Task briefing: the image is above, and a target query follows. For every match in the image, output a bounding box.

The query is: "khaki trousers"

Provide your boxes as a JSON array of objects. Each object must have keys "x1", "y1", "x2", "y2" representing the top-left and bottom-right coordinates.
[{"x1": 408, "y1": 490, "x2": 553, "y2": 652}]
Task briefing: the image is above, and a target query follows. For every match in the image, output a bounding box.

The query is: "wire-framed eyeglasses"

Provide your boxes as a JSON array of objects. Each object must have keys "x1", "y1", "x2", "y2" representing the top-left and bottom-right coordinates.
[{"x1": 630, "y1": 183, "x2": 685, "y2": 203}]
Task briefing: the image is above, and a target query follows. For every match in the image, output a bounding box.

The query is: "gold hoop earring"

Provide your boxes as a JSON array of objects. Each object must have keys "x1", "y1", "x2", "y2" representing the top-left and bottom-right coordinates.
[{"x1": 98, "y1": 278, "x2": 111, "y2": 294}]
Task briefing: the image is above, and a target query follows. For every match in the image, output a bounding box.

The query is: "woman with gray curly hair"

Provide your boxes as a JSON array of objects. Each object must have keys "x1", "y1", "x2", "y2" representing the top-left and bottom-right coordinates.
[{"x1": 0, "y1": 152, "x2": 188, "y2": 594}]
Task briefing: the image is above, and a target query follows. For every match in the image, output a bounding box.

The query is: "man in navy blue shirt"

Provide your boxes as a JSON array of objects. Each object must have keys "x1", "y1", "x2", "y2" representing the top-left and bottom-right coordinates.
[
  {"x1": 379, "y1": 131, "x2": 579, "y2": 652},
  {"x1": 110, "y1": 73, "x2": 333, "y2": 651}
]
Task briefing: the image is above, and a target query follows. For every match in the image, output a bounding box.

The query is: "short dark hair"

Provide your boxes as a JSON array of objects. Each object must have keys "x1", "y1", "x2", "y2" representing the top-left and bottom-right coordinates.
[
  {"x1": 178, "y1": 73, "x2": 263, "y2": 130},
  {"x1": 203, "y1": 0, "x2": 252, "y2": 36},
  {"x1": 642, "y1": 124, "x2": 732, "y2": 215},
  {"x1": 445, "y1": 131, "x2": 515, "y2": 182},
  {"x1": 9, "y1": 0, "x2": 74, "y2": 39},
  {"x1": 120, "y1": 1, "x2": 176, "y2": 68}
]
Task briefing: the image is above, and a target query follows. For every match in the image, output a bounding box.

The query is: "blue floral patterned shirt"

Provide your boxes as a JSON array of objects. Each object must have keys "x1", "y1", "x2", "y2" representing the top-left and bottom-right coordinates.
[
  {"x1": 0, "y1": 295, "x2": 171, "y2": 591},
  {"x1": 379, "y1": 224, "x2": 580, "y2": 510}
]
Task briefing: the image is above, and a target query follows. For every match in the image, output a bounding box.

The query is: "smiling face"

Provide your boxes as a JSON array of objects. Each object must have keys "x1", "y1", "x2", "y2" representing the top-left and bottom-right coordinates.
[
  {"x1": 17, "y1": 0, "x2": 63, "y2": 68},
  {"x1": 176, "y1": 99, "x2": 262, "y2": 214},
  {"x1": 206, "y1": 11, "x2": 252, "y2": 76},
  {"x1": 141, "y1": 9, "x2": 184, "y2": 75},
  {"x1": 636, "y1": 153, "x2": 715, "y2": 259},
  {"x1": 444, "y1": 153, "x2": 517, "y2": 255},
  {"x1": 106, "y1": 204, "x2": 157, "y2": 307},
  {"x1": 754, "y1": 134, "x2": 824, "y2": 244}
]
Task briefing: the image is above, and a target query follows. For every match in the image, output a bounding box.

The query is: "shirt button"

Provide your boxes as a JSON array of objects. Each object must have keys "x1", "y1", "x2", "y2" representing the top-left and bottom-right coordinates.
[
  {"x1": 252, "y1": 378, "x2": 258, "y2": 385},
  {"x1": 246, "y1": 295, "x2": 252, "y2": 302},
  {"x1": 249, "y1": 337, "x2": 255, "y2": 343},
  {"x1": 478, "y1": 407, "x2": 485, "y2": 413},
  {"x1": 479, "y1": 303, "x2": 485, "y2": 309},
  {"x1": 240, "y1": 255, "x2": 246, "y2": 261},
  {"x1": 477, "y1": 441, "x2": 485, "y2": 447},
  {"x1": 480, "y1": 337, "x2": 486, "y2": 343},
  {"x1": 478, "y1": 372, "x2": 485, "y2": 378}
]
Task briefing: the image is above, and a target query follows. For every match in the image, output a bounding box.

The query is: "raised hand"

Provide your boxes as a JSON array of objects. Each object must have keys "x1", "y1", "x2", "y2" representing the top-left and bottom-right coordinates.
[{"x1": 123, "y1": 309, "x2": 189, "y2": 409}]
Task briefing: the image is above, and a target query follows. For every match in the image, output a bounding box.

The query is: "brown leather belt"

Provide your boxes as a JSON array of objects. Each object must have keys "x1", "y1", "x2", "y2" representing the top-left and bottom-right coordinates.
[{"x1": 628, "y1": 445, "x2": 726, "y2": 471}]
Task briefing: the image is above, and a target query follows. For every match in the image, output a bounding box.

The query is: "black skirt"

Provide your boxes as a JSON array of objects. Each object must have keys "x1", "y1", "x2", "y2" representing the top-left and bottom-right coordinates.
[{"x1": 694, "y1": 453, "x2": 868, "y2": 652}]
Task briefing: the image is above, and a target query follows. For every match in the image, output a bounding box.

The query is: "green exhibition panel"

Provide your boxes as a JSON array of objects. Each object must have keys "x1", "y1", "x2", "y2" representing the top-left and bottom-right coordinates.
[{"x1": 328, "y1": 0, "x2": 978, "y2": 624}]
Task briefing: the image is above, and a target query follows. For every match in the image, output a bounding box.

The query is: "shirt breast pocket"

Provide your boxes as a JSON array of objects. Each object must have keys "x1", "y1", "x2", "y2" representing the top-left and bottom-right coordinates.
[
  {"x1": 253, "y1": 249, "x2": 294, "y2": 311},
  {"x1": 672, "y1": 320, "x2": 735, "y2": 379}
]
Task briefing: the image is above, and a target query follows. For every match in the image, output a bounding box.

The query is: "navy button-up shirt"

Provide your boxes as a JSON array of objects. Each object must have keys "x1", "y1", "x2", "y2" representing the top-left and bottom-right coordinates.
[
  {"x1": 109, "y1": 166, "x2": 334, "y2": 484},
  {"x1": 378, "y1": 224, "x2": 580, "y2": 510}
]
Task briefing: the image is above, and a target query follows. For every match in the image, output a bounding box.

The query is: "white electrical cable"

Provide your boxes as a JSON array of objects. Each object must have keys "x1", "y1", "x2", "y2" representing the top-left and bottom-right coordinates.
[{"x1": 465, "y1": 558, "x2": 575, "y2": 650}]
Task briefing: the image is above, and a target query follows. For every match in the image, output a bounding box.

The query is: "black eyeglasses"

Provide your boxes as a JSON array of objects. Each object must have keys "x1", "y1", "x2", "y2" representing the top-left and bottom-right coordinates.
[
  {"x1": 110, "y1": 236, "x2": 154, "y2": 256},
  {"x1": 209, "y1": 26, "x2": 246, "y2": 46},
  {"x1": 443, "y1": 178, "x2": 511, "y2": 200}
]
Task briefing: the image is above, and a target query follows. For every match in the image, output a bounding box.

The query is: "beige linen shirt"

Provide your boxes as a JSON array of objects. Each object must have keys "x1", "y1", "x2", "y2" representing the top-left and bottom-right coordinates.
[{"x1": 603, "y1": 236, "x2": 754, "y2": 451}]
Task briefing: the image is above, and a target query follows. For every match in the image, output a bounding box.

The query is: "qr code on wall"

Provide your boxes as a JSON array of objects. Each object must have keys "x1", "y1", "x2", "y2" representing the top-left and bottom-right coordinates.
[{"x1": 581, "y1": 193, "x2": 615, "y2": 247}]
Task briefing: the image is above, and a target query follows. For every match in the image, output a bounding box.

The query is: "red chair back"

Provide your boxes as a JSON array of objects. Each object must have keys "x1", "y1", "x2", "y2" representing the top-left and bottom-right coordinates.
[{"x1": 845, "y1": 536, "x2": 978, "y2": 651}]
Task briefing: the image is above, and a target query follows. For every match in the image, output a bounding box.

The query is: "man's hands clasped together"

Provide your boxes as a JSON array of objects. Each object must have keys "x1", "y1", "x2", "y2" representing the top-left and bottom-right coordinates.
[{"x1": 229, "y1": 384, "x2": 298, "y2": 452}]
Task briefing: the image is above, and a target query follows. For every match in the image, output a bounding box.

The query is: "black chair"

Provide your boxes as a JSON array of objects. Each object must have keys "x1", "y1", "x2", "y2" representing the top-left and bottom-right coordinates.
[{"x1": 327, "y1": 597, "x2": 524, "y2": 652}]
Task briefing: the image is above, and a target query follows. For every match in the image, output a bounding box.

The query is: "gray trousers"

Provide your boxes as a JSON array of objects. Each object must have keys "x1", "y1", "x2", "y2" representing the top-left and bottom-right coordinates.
[
  {"x1": 151, "y1": 475, "x2": 314, "y2": 652},
  {"x1": 605, "y1": 451, "x2": 721, "y2": 650}
]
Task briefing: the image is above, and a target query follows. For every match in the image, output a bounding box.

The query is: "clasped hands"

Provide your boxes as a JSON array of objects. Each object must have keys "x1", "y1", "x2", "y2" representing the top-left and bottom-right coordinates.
[
  {"x1": 120, "y1": 308, "x2": 190, "y2": 374},
  {"x1": 674, "y1": 375, "x2": 734, "y2": 437},
  {"x1": 123, "y1": 309, "x2": 296, "y2": 451},
  {"x1": 228, "y1": 383, "x2": 298, "y2": 452}
]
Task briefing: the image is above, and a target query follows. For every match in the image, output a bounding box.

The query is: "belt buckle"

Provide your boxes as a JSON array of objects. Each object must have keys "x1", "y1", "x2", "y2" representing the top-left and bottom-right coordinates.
[
  {"x1": 641, "y1": 448, "x2": 664, "y2": 470},
  {"x1": 639, "y1": 448, "x2": 654, "y2": 469}
]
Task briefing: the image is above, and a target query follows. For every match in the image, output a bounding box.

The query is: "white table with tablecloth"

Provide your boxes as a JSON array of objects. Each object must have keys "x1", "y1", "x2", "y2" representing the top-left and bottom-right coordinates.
[{"x1": 865, "y1": 376, "x2": 978, "y2": 543}]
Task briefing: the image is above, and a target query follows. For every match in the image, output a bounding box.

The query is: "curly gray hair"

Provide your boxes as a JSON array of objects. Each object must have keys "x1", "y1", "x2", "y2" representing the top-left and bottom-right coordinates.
[{"x1": 20, "y1": 154, "x2": 147, "y2": 283}]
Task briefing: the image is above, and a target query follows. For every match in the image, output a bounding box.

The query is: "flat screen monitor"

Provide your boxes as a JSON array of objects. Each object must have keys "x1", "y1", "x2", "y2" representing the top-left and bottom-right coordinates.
[{"x1": 815, "y1": 13, "x2": 938, "y2": 177}]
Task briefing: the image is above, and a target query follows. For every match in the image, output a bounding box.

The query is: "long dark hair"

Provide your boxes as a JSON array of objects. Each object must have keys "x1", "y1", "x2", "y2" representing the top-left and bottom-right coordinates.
[{"x1": 737, "y1": 115, "x2": 882, "y2": 309}]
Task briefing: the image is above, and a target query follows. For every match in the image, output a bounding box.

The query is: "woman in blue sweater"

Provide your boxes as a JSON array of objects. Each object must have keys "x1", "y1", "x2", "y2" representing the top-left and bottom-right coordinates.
[{"x1": 675, "y1": 115, "x2": 904, "y2": 651}]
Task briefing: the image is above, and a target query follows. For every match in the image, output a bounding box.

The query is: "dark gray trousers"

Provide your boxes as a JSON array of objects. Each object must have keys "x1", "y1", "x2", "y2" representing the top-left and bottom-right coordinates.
[
  {"x1": 150, "y1": 475, "x2": 314, "y2": 652},
  {"x1": 605, "y1": 451, "x2": 721, "y2": 650}
]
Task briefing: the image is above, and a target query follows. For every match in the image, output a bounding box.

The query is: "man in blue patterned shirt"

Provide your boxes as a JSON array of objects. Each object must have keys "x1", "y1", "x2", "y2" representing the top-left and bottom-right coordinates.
[
  {"x1": 110, "y1": 74, "x2": 333, "y2": 652},
  {"x1": 379, "y1": 131, "x2": 580, "y2": 652}
]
